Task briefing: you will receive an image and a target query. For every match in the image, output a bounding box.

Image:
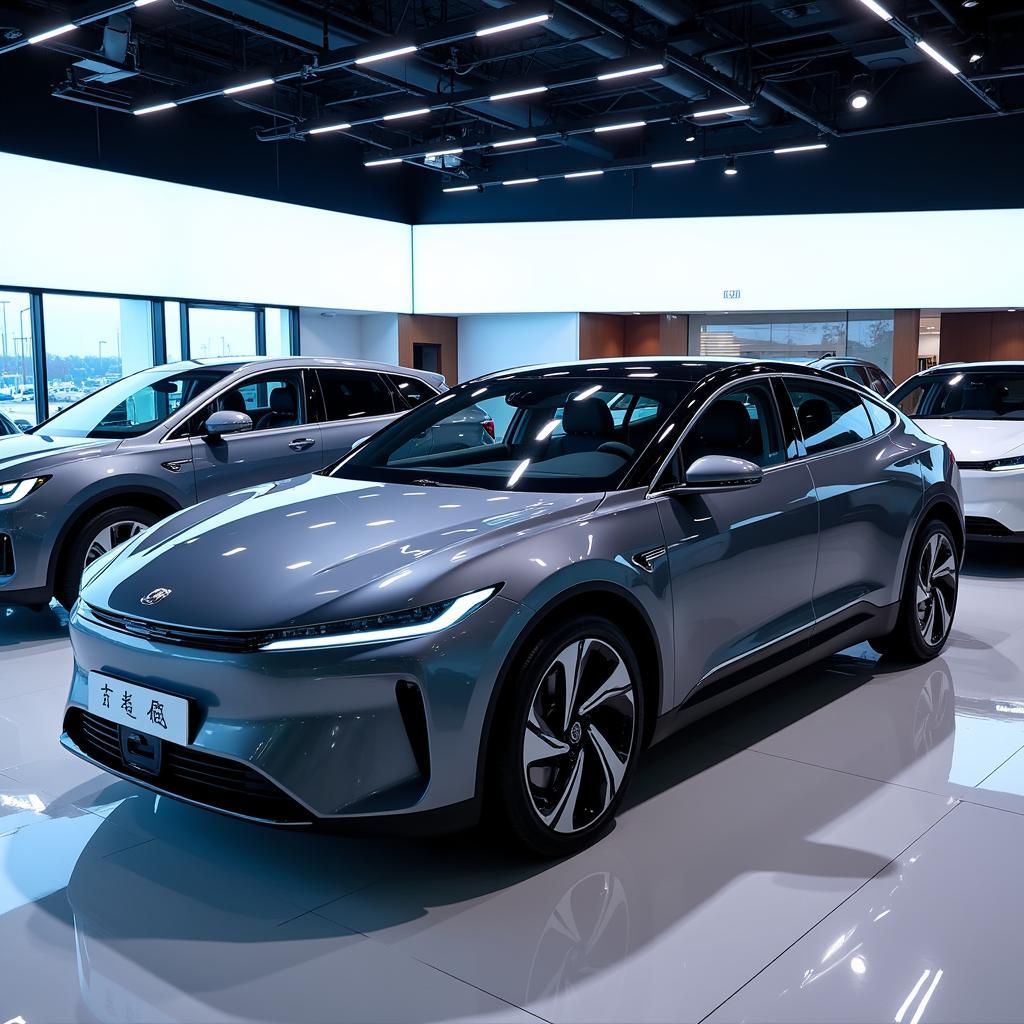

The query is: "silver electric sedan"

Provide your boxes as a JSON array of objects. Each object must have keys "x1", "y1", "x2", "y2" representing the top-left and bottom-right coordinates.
[{"x1": 62, "y1": 358, "x2": 963, "y2": 857}]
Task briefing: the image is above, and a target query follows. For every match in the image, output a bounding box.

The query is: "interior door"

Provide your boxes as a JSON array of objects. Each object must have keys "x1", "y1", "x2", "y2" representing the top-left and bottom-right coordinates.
[
  {"x1": 315, "y1": 369, "x2": 400, "y2": 467},
  {"x1": 653, "y1": 379, "x2": 819, "y2": 704},
  {"x1": 188, "y1": 369, "x2": 322, "y2": 500}
]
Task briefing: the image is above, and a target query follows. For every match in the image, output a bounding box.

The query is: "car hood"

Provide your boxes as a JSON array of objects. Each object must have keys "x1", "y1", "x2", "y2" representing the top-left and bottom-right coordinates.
[
  {"x1": 0, "y1": 432, "x2": 117, "y2": 476},
  {"x1": 85, "y1": 474, "x2": 600, "y2": 631},
  {"x1": 914, "y1": 419, "x2": 1024, "y2": 463}
]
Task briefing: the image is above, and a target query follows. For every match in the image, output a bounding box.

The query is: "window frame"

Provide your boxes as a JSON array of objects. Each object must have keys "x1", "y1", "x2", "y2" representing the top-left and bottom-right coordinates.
[
  {"x1": 779, "y1": 374, "x2": 887, "y2": 458},
  {"x1": 384, "y1": 372, "x2": 442, "y2": 410}
]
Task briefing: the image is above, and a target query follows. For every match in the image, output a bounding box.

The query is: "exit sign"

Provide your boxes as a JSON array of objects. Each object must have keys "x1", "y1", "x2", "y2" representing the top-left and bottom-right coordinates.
[{"x1": 723, "y1": 289, "x2": 741, "y2": 300}]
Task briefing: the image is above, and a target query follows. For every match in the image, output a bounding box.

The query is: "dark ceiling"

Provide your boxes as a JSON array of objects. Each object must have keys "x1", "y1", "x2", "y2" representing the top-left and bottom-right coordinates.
[{"x1": 0, "y1": 0, "x2": 1022, "y2": 224}]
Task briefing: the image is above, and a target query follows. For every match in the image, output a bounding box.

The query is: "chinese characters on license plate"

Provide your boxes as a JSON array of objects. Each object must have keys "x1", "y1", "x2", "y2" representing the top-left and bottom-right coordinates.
[{"x1": 87, "y1": 671, "x2": 189, "y2": 745}]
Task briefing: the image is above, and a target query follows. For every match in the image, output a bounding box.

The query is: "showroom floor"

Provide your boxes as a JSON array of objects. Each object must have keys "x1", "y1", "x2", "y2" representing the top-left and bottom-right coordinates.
[{"x1": 3, "y1": 550, "x2": 1024, "y2": 1023}]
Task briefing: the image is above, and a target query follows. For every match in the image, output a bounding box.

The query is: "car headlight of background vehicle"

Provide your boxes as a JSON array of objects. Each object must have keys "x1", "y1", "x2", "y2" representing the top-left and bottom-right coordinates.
[
  {"x1": 259, "y1": 585, "x2": 501, "y2": 651},
  {"x1": 988, "y1": 455, "x2": 1024, "y2": 472},
  {"x1": 0, "y1": 477, "x2": 49, "y2": 505}
]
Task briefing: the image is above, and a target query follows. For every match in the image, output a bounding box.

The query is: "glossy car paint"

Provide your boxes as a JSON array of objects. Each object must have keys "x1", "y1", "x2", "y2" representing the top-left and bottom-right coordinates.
[
  {"x1": 62, "y1": 359, "x2": 963, "y2": 829},
  {"x1": 0, "y1": 356, "x2": 442, "y2": 606}
]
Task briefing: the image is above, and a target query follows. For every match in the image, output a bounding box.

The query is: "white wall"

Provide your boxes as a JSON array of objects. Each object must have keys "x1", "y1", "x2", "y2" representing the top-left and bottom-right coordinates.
[
  {"x1": 458, "y1": 313, "x2": 579, "y2": 381},
  {"x1": 413, "y1": 209, "x2": 1024, "y2": 315},
  {"x1": 298, "y1": 309, "x2": 400, "y2": 363},
  {"x1": 0, "y1": 152, "x2": 412, "y2": 312}
]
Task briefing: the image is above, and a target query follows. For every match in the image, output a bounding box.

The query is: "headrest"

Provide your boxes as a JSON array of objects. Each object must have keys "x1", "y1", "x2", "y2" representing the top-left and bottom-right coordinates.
[
  {"x1": 797, "y1": 397, "x2": 832, "y2": 436},
  {"x1": 269, "y1": 385, "x2": 297, "y2": 416},
  {"x1": 220, "y1": 390, "x2": 247, "y2": 414},
  {"x1": 563, "y1": 396, "x2": 614, "y2": 436},
  {"x1": 700, "y1": 400, "x2": 751, "y2": 447}
]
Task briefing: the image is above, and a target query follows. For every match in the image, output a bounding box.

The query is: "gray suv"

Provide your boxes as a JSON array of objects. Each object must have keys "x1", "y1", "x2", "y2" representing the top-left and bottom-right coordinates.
[{"x1": 0, "y1": 356, "x2": 443, "y2": 609}]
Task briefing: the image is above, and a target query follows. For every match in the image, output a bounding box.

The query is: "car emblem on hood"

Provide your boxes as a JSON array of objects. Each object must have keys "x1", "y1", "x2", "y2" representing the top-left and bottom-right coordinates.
[{"x1": 140, "y1": 588, "x2": 172, "y2": 607}]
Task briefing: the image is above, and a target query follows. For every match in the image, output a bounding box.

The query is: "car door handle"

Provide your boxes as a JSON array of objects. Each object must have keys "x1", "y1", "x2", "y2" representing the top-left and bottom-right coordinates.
[{"x1": 288, "y1": 438, "x2": 316, "y2": 452}]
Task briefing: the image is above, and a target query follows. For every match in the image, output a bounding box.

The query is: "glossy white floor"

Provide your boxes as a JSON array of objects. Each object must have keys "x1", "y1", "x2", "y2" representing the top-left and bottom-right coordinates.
[{"x1": 4, "y1": 550, "x2": 1024, "y2": 1024}]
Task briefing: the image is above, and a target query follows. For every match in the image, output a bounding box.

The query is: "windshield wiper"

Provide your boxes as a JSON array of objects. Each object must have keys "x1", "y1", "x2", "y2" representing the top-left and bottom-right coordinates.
[{"x1": 410, "y1": 477, "x2": 485, "y2": 489}]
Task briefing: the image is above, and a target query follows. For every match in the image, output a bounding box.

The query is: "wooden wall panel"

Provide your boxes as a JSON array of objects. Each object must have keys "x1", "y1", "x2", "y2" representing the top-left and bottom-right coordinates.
[
  {"x1": 939, "y1": 312, "x2": 992, "y2": 364},
  {"x1": 892, "y1": 308, "x2": 921, "y2": 384},
  {"x1": 398, "y1": 314, "x2": 458, "y2": 383},
  {"x1": 623, "y1": 315, "x2": 661, "y2": 357},
  {"x1": 990, "y1": 312, "x2": 1024, "y2": 361},
  {"x1": 579, "y1": 313, "x2": 625, "y2": 360}
]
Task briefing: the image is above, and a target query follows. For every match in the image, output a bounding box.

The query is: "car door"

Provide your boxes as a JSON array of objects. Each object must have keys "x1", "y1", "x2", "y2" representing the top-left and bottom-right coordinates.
[
  {"x1": 187, "y1": 369, "x2": 323, "y2": 500},
  {"x1": 652, "y1": 378, "x2": 819, "y2": 704},
  {"x1": 780, "y1": 375, "x2": 923, "y2": 624},
  {"x1": 315, "y1": 368, "x2": 401, "y2": 467}
]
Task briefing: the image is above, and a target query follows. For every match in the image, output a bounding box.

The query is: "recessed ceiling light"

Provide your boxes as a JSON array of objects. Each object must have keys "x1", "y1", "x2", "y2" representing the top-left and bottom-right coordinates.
[{"x1": 477, "y1": 13, "x2": 551, "y2": 37}]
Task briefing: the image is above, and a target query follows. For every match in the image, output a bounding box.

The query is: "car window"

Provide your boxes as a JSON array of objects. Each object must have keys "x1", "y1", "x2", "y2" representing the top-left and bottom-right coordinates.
[
  {"x1": 784, "y1": 379, "x2": 874, "y2": 455},
  {"x1": 658, "y1": 382, "x2": 784, "y2": 489},
  {"x1": 890, "y1": 371, "x2": 1024, "y2": 420},
  {"x1": 864, "y1": 398, "x2": 896, "y2": 434},
  {"x1": 318, "y1": 370, "x2": 396, "y2": 420},
  {"x1": 389, "y1": 374, "x2": 437, "y2": 408},
  {"x1": 868, "y1": 367, "x2": 894, "y2": 394},
  {"x1": 183, "y1": 370, "x2": 309, "y2": 437}
]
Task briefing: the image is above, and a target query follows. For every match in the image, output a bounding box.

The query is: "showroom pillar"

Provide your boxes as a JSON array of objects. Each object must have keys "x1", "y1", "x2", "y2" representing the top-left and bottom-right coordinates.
[
  {"x1": 892, "y1": 309, "x2": 921, "y2": 384},
  {"x1": 398, "y1": 315, "x2": 458, "y2": 383},
  {"x1": 938, "y1": 311, "x2": 1024, "y2": 363},
  {"x1": 579, "y1": 314, "x2": 688, "y2": 360}
]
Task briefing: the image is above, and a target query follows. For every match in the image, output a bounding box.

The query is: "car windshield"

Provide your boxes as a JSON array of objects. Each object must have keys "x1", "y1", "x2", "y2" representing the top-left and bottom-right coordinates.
[
  {"x1": 37, "y1": 366, "x2": 234, "y2": 439},
  {"x1": 333, "y1": 376, "x2": 691, "y2": 492},
  {"x1": 890, "y1": 370, "x2": 1024, "y2": 420}
]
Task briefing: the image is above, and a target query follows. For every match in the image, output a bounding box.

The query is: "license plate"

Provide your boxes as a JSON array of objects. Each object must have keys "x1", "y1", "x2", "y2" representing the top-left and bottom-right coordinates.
[{"x1": 87, "y1": 672, "x2": 189, "y2": 746}]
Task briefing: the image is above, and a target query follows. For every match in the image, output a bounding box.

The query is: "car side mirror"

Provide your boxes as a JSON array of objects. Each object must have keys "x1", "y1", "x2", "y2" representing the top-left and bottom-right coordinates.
[
  {"x1": 350, "y1": 435, "x2": 371, "y2": 451},
  {"x1": 682, "y1": 455, "x2": 763, "y2": 491},
  {"x1": 204, "y1": 410, "x2": 253, "y2": 440}
]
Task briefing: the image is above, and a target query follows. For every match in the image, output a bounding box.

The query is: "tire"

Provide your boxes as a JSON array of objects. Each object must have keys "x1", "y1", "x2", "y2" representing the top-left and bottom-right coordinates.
[
  {"x1": 54, "y1": 505, "x2": 161, "y2": 610},
  {"x1": 870, "y1": 518, "x2": 959, "y2": 662},
  {"x1": 491, "y1": 615, "x2": 645, "y2": 859}
]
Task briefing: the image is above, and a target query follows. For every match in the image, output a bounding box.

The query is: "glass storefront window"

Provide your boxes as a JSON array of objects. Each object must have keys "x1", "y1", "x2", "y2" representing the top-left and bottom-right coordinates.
[
  {"x1": 0, "y1": 290, "x2": 37, "y2": 428},
  {"x1": 847, "y1": 312, "x2": 895, "y2": 375},
  {"x1": 42, "y1": 293, "x2": 154, "y2": 418},
  {"x1": 265, "y1": 307, "x2": 293, "y2": 358},
  {"x1": 187, "y1": 306, "x2": 257, "y2": 358}
]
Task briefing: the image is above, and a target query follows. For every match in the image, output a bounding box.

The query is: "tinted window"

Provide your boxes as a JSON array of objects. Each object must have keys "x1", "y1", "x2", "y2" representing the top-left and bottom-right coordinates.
[
  {"x1": 864, "y1": 398, "x2": 895, "y2": 434},
  {"x1": 868, "y1": 366, "x2": 894, "y2": 395},
  {"x1": 318, "y1": 370, "x2": 395, "y2": 420},
  {"x1": 785, "y1": 379, "x2": 874, "y2": 455},
  {"x1": 890, "y1": 371, "x2": 1024, "y2": 420},
  {"x1": 389, "y1": 374, "x2": 438, "y2": 408}
]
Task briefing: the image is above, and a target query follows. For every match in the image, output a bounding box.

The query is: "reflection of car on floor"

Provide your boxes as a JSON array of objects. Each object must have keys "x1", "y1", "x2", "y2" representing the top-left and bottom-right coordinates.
[
  {"x1": 64, "y1": 357, "x2": 963, "y2": 856},
  {"x1": 0, "y1": 356, "x2": 443, "y2": 609},
  {"x1": 890, "y1": 362, "x2": 1024, "y2": 542}
]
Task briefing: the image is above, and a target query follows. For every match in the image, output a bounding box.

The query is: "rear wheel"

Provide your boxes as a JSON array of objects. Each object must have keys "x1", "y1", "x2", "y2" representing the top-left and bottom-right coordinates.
[
  {"x1": 55, "y1": 505, "x2": 160, "y2": 609},
  {"x1": 870, "y1": 519, "x2": 958, "y2": 662},
  {"x1": 493, "y1": 616, "x2": 644, "y2": 858}
]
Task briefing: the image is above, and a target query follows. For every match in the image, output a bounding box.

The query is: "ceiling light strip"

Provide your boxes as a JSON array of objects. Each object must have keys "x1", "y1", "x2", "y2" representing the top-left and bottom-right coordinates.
[
  {"x1": 594, "y1": 120, "x2": 646, "y2": 133},
  {"x1": 773, "y1": 142, "x2": 828, "y2": 154},
  {"x1": 691, "y1": 104, "x2": 750, "y2": 118},
  {"x1": 915, "y1": 39, "x2": 960, "y2": 74},
  {"x1": 223, "y1": 78, "x2": 275, "y2": 95},
  {"x1": 354, "y1": 44, "x2": 418, "y2": 65},
  {"x1": 134, "y1": 100, "x2": 177, "y2": 116},
  {"x1": 27, "y1": 23, "x2": 76, "y2": 44},
  {"x1": 596, "y1": 62, "x2": 665, "y2": 81},
  {"x1": 853, "y1": 0, "x2": 894, "y2": 20},
  {"x1": 489, "y1": 85, "x2": 548, "y2": 101},
  {"x1": 564, "y1": 169, "x2": 603, "y2": 178},
  {"x1": 477, "y1": 13, "x2": 551, "y2": 37},
  {"x1": 308, "y1": 122, "x2": 352, "y2": 135},
  {"x1": 651, "y1": 158, "x2": 696, "y2": 168}
]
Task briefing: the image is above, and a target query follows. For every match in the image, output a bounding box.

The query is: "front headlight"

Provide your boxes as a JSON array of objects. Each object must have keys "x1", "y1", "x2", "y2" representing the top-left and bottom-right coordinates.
[
  {"x1": 989, "y1": 455, "x2": 1024, "y2": 472},
  {"x1": 259, "y1": 585, "x2": 500, "y2": 651},
  {"x1": 0, "y1": 477, "x2": 48, "y2": 505}
]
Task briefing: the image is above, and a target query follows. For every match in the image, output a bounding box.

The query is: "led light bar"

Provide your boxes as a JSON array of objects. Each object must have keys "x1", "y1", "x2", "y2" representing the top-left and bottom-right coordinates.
[
  {"x1": 443, "y1": 184, "x2": 480, "y2": 193},
  {"x1": 492, "y1": 136, "x2": 537, "y2": 148},
  {"x1": 503, "y1": 177, "x2": 539, "y2": 185},
  {"x1": 425, "y1": 147, "x2": 464, "y2": 158},
  {"x1": 854, "y1": 0, "x2": 894, "y2": 20},
  {"x1": 134, "y1": 101, "x2": 177, "y2": 116},
  {"x1": 365, "y1": 157, "x2": 403, "y2": 167},
  {"x1": 916, "y1": 39, "x2": 960, "y2": 74},
  {"x1": 223, "y1": 78, "x2": 275, "y2": 95},
  {"x1": 692, "y1": 104, "x2": 750, "y2": 118},
  {"x1": 597, "y1": 62, "x2": 664, "y2": 81},
  {"x1": 309, "y1": 122, "x2": 352, "y2": 135},
  {"x1": 594, "y1": 120, "x2": 646, "y2": 133},
  {"x1": 477, "y1": 13, "x2": 551, "y2": 37},
  {"x1": 382, "y1": 107, "x2": 431, "y2": 120},
  {"x1": 565, "y1": 169, "x2": 603, "y2": 178},
  {"x1": 355, "y1": 44, "x2": 417, "y2": 65},
  {"x1": 27, "y1": 23, "x2": 76, "y2": 44},
  {"x1": 489, "y1": 85, "x2": 548, "y2": 101},
  {"x1": 651, "y1": 158, "x2": 696, "y2": 168},
  {"x1": 773, "y1": 142, "x2": 828, "y2": 154},
  {"x1": 134, "y1": 0, "x2": 161, "y2": 7}
]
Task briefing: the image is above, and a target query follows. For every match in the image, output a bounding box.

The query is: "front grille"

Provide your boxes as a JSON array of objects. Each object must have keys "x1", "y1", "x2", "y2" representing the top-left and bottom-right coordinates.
[
  {"x1": 965, "y1": 516, "x2": 1014, "y2": 537},
  {"x1": 0, "y1": 534, "x2": 12, "y2": 577},
  {"x1": 84, "y1": 604, "x2": 260, "y2": 653},
  {"x1": 65, "y1": 709, "x2": 312, "y2": 824}
]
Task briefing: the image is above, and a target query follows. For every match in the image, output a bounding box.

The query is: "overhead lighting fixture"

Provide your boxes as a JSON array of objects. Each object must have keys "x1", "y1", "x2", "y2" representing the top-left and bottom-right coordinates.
[
  {"x1": 691, "y1": 103, "x2": 750, "y2": 118},
  {"x1": 365, "y1": 157, "x2": 403, "y2": 167},
  {"x1": 564, "y1": 169, "x2": 603, "y2": 178},
  {"x1": 134, "y1": 0, "x2": 161, "y2": 6},
  {"x1": 651, "y1": 158, "x2": 696, "y2": 168},
  {"x1": 489, "y1": 85, "x2": 548, "y2": 101},
  {"x1": 134, "y1": 100, "x2": 177, "y2": 115},
  {"x1": 969, "y1": 51, "x2": 983, "y2": 63},
  {"x1": 597, "y1": 62, "x2": 665, "y2": 81},
  {"x1": 594, "y1": 119, "x2": 646, "y2": 133},
  {"x1": 355, "y1": 44, "x2": 417, "y2": 65},
  {"x1": 774, "y1": 142, "x2": 828, "y2": 154},
  {"x1": 223, "y1": 78, "x2": 275, "y2": 95},
  {"x1": 685, "y1": 134, "x2": 696, "y2": 142},
  {"x1": 724, "y1": 156, "x2": 738, "y2": 176},
  {"x1": 425, "y1": 147, "x2": 463, "y2": 158},
  {"x1": 383, "y1": 107, "x2": 432, "y2": 120},
  {"x1": 503, "y1": 177, "x2": 539, "y2": 185},
  {"x1": 849, "y1": 88, "x2": 870, "y2": 109},
  {"x1": 27, "y1": 23, "x2": 76, "y2": 44},
  {"x1": 853, "y1": 0, "x2": 894, "y2": 19},
  {"x1": 962, "y1": 0, "x2": 978, "y2": 7},
  {"x1": 492, "y1": 136, "x2": 537, "y2": 148},
  {"x1": 443, "y1": 184, "x2": 480, "y2": 193},
  {"x1": 916, "y1": 39, "x2": 960, "y2": 74},
  {"x1": 309, "y1": 121, "x2": 352, "y2": 135},
  {"x1": 477, "y1": 13, "x2": 551, "y2": 37}
]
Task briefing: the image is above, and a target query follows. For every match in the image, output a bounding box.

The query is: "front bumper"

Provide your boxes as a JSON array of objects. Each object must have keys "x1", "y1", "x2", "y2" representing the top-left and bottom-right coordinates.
[
  {"x1": 960, "y1": 468, "x2": 1024, "y2": 538},
  {"x1": 0, "y1": 501, "x2": 56, "y2": 604},
  {"x1": 63, "y1": 594, "x2": 527, "y2": 824}
]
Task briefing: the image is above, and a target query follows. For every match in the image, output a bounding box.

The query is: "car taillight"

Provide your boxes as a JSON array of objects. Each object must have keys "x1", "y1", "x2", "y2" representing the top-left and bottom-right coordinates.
[{"x1": 483, "y1": 418, "x2": 495, "y2": 438}]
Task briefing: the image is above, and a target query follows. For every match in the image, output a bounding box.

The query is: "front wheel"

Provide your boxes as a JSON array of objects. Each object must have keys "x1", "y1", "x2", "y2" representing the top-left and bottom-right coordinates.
[
  {"x1": 870, "y1": 519, "x2": 959, "y2": 662},
  {"x1": 493, "y1": 616, "x2": 644, "y2": 858}
]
